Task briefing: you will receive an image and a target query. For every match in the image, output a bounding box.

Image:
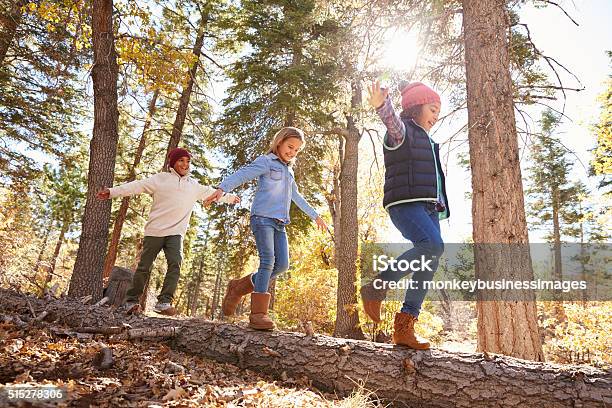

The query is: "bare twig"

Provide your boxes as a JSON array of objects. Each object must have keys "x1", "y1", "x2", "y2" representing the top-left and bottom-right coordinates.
[
  {"x1": 24, "y1": 296, "x2": 36, "y2": 318},
  {"x1": 94, "y1": 297, "x2": 110, "y2": 307},
  {"x1": 534, "y1": 0, "x2": 579, "y2": 26}
]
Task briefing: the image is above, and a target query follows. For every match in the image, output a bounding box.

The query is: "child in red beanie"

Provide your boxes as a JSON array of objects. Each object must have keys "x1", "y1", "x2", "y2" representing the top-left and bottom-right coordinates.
[
  {"x1": 96, "y1": 147, "x2": 240, "y2": 315},
  {"x1": 362, "y1": 80, "x2": 450, "y2": 349}
]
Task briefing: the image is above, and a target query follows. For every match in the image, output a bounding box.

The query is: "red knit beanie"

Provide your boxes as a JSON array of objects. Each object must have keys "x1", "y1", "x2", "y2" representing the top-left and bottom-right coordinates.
[
  {"x1": 168, "y1": 147, "x2": 192, "y2": 168},
  {"x1": 400, "y1": 82, "x2": 441, "y2": 111}
]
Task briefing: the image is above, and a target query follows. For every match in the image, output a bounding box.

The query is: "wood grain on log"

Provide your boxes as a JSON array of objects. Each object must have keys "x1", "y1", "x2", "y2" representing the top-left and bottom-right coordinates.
[{"x1": 0, "y1": 289, "x2": 609, "y2": 407}]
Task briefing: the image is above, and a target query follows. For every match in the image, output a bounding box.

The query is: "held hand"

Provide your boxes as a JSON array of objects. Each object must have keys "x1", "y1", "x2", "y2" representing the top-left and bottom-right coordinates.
[
  {"x1": 96, "y1": 187, "x2": 110, "y2": 200},
  {"x1": 203, "y1": 188, "x2": 224, "y2": 206},
  {"x1": 230, "y1": 195, "x2": 241, "y2": 204},
  {"x1": 367, "y1": 80, "x2": 389, "y2": 109},
  {"x1": 315, "y1": 216, "x2": 328, "y2": 233}
]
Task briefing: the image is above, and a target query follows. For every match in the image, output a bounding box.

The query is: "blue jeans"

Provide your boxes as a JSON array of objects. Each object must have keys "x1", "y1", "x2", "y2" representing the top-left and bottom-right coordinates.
[
  {"x1": 250, "y1": 215, "x2": 289, "y2": 293},
  {"x1": 382, "y1": 202, "x2": 444, "y2": 317}
]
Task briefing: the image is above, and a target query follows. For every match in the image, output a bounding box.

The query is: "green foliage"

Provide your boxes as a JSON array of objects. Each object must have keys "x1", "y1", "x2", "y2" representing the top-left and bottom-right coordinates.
[
  {"x1": 0, "y1": 0, "x2": 88, "y2": 184},
  {"x1": 274, "y1": 227, "x2": 337, "y2": 334},
  {"x1": 540, "y1": 301, "x2": 612, "y2": 367},
  {"x1": 526, "y1": 109, "x2": 588, "y2": 241}
]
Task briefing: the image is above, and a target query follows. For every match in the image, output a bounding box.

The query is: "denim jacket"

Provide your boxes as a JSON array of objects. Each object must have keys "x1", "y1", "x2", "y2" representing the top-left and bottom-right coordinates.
[{"x1": 219, "y1": 153, "x2": 318, "y2": 223}]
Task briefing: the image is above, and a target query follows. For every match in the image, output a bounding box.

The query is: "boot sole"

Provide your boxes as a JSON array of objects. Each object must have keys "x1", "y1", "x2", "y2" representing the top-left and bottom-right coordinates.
[
  {"x1": 248, "y1": 324, "x2": 275, "y2": 330},
  {"x1": 393, "y1": 341, "x2": 430, "y2": 350},
  {"x1": 154, "y1": 309, "x2": 177, "y2": 316},
  {"x1": 125, "y1": 304, "x2": 141, "y2": 315}
]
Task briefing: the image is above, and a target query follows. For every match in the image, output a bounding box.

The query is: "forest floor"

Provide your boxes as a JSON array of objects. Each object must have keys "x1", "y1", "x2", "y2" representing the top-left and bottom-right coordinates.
[{"x1": 0, "y1": 312, "x2": 382, "y2": 407}]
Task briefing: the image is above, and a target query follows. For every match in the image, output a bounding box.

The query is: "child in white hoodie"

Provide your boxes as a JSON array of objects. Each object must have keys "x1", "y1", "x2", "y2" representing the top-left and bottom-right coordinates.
[{"x1": 97, "y1": 147, "x2": 239, "y2": 315}]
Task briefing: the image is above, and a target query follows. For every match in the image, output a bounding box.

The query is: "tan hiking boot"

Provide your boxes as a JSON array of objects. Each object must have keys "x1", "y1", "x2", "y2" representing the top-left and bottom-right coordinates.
[
  {"x1": 392, "y1": 312, "x2": 430, "y2": 350},
  {"x1": 360, "y1": 279, "x2": 388, "y2": 323},
  {"x1": 222, "y1": 274, "x2": 254, "y2": 316},
  {"x1": 248, "y1": 292, "x2": 275, "y2": 330},
  {"x1": 124, "y1": 302, "x2": 142, "y2": 315},
  {"x1": 154, "y1": 302, "x2": 177, "y2": 316}
]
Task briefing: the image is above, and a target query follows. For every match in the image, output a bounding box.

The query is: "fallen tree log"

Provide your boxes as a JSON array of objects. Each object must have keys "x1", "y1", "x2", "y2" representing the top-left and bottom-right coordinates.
[{"x1": 0, "y1": 288, "x2": 609, "y2": 407}]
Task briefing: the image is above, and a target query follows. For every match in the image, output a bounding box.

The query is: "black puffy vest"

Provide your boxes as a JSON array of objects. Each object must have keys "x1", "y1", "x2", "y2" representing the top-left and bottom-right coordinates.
[{"x1": 383, "y1": 118, "x2": 450, "y2": 218}]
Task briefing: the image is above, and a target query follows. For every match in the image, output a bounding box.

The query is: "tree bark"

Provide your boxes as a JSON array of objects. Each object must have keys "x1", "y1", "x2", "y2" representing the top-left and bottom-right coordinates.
[
  {"x1": 0, "y1": 0, "x2": 25, "y2": 67},
  {"x1": 188, "y1": 258, "x2": 204, "y2": 316},
  {"x1": 68, "y1": 0, "x2": 119, "y2": 301},
  {"x1": 551, "y1": 186, "x2": 567, "y2": 320},
  {"x1": 462, "y1": 0, "x2": 544, "y2": 360},
  {"x1": 333, "y1": 80, "x2": 364, "y2": 340},
  {"x1": 34, "y1": 226, "x2": 51, "y2": 274},
  {"x1": 47, "y1": 218, "x2": 69, "y2": 283},
  {"x1": 0, "y1": 288, "x2": 609, "y2": 408},
  {"x1": 102, "y1": 90, "x2": 159, "y2": 281},
  {"x1": 331, "y1": 136, "x2": 343, "y2": 268},
  {"x1": 161, "y1": 24, "x2": 206, "y2": 170},
  {"x1": 210, "y1": 265, "x2": 223, "y2": 319}
]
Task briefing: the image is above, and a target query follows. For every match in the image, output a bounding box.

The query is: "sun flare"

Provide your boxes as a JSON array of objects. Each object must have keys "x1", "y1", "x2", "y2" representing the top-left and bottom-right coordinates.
[{"x1": 380, "y1": 30, "x2": 420, "y2": 73}]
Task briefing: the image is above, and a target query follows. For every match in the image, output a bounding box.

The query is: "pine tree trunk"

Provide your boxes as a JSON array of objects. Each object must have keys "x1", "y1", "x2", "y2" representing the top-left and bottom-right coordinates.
[
  {"x1": 462, "y1": 0, "x2": 544, "y2": 361},
  {"x1": 48, "y1": 219, "x2": 69, "y2": 282},
  {"x1": 0, "y1": 0, "x2": 25, "y2": 66},
  {"x1": 333, "y1": 81, "x2": 364, "y2": 340},
  {"x1": 579, "y1": 206, "x2": 587, "y2": 306},
  {"x1": 131, "y1": 237, "x2": 143, "y2": 272},
  {"x1": 332, "y1": 136, "x2": 343, "y2": 268},
  {"x1": 34, "y1": 227, "x2": 51, "y2": 274},
  {"x1": 2, "y1": 289, "x2": 609, "y2": 408},
  {"x1": 188, "y1": 257, "x2": 204, "y2": 316},
  {"x1": 268, "y1": 278, "x2": 277, "y2": 310},
  {"x1": 211, "y1": 266, "x2": 223, "y2": 319},
  {"x1": 102, "y1": 90, "x2": 159, "y2": 281},
  {"x1": 551, "y1": 187, "x2": 566, "y2": 320},
  {"x1": 162, "y1": 24, "x2": 206, "y2": 170},
  {"x1": 552, "y1": 187, "x2": 563, "y2": 283},
  {"x1": 68, "y1": 0, "x2": 119, "y2": 301}
]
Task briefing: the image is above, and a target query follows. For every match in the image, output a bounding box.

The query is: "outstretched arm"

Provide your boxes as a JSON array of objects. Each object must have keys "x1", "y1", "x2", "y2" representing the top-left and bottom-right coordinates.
[
  {"x1": 219, "y1": 156, "x2": 268, "y2": 193},
  {"x1": 199, "y1": 185, "x2": 240, "y2": 205},
  {"x1": 96, "y1": 188, "x2": 111, "y2": 200},
  {"x1": 204, "y1": 156, "x2": 269, "y2": 205},
  {"x1": 98, "y1": 176, "x2": 158, "y2": 200}
]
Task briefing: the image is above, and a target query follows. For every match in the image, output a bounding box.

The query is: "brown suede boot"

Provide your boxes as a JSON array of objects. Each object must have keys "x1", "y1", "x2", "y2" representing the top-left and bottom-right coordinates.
[
  {"x1": 360, "y1": 279, "x2": 388, "y2": 323},
  {"x1": 249, "y1": 292, "x2": 275, "y2": 330},
  {"x1": 392, "y1": 312, "x2": 430, "y2": 350},
  {"x1": 222, "y1": 274, "x2": 254, "y2": 316}
]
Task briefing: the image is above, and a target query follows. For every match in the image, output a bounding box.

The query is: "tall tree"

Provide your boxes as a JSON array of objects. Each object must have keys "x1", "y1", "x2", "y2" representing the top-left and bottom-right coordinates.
[
  {"x1": 526, "y1": 110, "x2": 580, "y2": 319},
  {"x1": 462, "y1": 0, "x2": 544, "y2": 360},
  {"x1": 0, "y1": 0, "x2": 88, "y2": 185},
  {"x1": 215, "y1": 0, "x2": 343, "y2": 291},
  {"x1": 102, "y1": 91, "x2": 159, "y2": 280},
  {"x1": 0, "y1": 0, "x2": 26, "y2": 65},
  {"x1": 161, "y1": 21, "x2": 206, "y2": 169},
  {"x1": 526, "y1": 112, "x2": 586, "y2": 254},
  {"x1": 42, "y1": 158, "x2": 86, "y2": 284},
  {"x1": 590, "y1": 51, "x2": 611, "y2": 194},
  {"x1": 331, "y1": 80, "x2": 365, "y2": 339},
  {"x1": 68, "y1": 0, "x2": 119, "y2": 300}
]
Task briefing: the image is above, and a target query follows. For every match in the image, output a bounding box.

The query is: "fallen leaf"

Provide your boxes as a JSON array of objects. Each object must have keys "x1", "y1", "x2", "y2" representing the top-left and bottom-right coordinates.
[{"x1": 162, "y1": 386, "x2": 186, "y2": 401}]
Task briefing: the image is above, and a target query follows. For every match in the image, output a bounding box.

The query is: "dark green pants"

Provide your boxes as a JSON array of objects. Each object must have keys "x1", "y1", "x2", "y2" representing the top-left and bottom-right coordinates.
[{"x1": 126, "y1": 235, "x2": 183, "y2": 304}]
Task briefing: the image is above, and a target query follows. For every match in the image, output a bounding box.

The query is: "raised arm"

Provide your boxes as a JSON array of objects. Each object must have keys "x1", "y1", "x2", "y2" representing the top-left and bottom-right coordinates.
[{"x1": 367, "y1": 80, "x2": 405, "y2": 148}]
